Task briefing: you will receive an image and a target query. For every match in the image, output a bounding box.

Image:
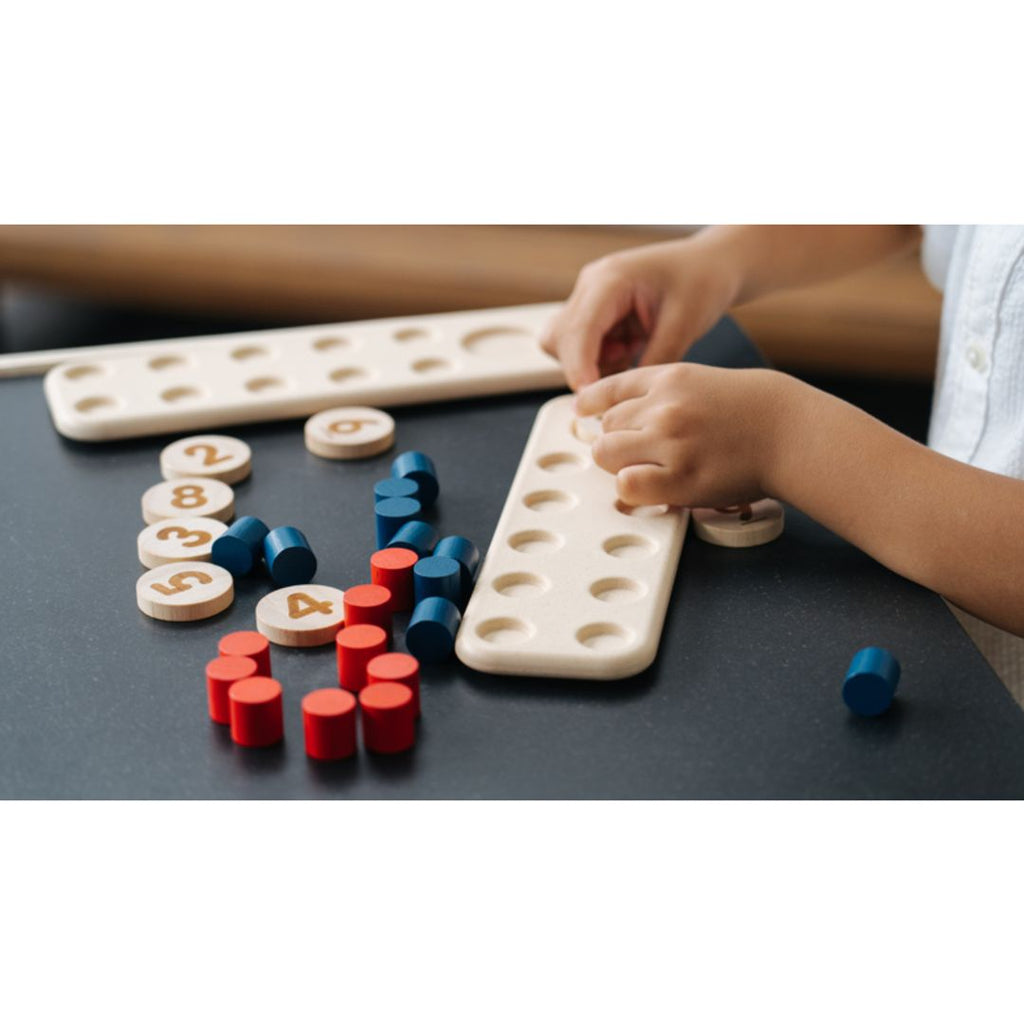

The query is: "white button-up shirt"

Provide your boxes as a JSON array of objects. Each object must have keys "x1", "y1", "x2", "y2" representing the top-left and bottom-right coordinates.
[
  {"x1": 924, "y1": 225, "x2": 1024, "y2": 478},
  {"x1": 921, "y1": 225, "x2": 1024, "y2": 704}
]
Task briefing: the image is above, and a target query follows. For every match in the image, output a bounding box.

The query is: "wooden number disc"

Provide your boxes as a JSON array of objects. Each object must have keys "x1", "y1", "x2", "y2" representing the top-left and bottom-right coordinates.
[
  {"x1": 160, "y1": 434, "x2": 252, "y2": 484},
  {"x1": 136, "y1": 561, "x2": 234, "y2": 622},
  {"x1": 256, "y1": 584, "x2": 347, "y2": 647},
  {"x1": 691, "y1": 499, "x2": 785, "y2": 548},
  {"x1": 304, "y1": 407, "x2": 395, "y2": 460},
  {"x1": 141, "y1": 477, "x2": 235, "y2": 525},
  {"x1": 137, "y1": 516, "x2": 229, "y2": 568}
]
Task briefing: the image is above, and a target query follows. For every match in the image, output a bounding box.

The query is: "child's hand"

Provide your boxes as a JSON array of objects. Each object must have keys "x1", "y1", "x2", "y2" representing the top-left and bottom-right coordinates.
[
  {"x1": 575, "y1": 363, "x2": 792, "y2": 509},
  {"x1": 540, "y1": 236, "x2": 742, "y2": 391}
]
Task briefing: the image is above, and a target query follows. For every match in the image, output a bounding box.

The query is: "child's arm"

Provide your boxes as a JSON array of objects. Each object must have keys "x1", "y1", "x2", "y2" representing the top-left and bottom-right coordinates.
[
  {"x1": 576, "y1": 364, "x2": 1024, "y2": 637},
  {"x1": 542, "y1": 225, "x2": 920, "y2": 390}
]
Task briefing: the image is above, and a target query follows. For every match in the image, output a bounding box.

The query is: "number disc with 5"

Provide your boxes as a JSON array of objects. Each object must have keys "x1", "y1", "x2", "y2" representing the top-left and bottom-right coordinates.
[
  {"x1": 141, "y1": 477, "x2": 235, "y2": 525},
  {"x1": 136, "y1": 561, "x2": 234, "y2": 622},
  {"x1": 256, "y1": 584, "x2": 347, "y2": 647},
  {"x1": 160, "y1": 434, "x2": 252, "y2": 484},
  {"x1": 137, "y1": 516, "x2": 229, "y2": 568}
]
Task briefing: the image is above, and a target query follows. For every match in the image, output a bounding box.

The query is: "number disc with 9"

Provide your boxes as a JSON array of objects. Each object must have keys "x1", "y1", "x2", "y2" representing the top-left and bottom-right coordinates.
[
  {"x1": 256, "y1": 585, "x2": 347, "y2": 647},
  {"x1": 160, "y1": 434, "x2": 252, "y2": 484},
  {"x1": 304, "y1": 407, "x2": 395, "y2": 460},
  {"x1": 137, "y1": 516, "x2": 229, "y2": 568},
  {"x1": 136, "y1": 561, "x2": 235, "y2": 622}
]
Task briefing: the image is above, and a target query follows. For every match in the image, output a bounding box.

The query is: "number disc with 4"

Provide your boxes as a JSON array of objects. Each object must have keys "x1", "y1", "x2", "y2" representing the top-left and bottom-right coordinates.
[
  {"x1": 256, "y1": 584, "x2": 347, "y2": 647},
  {"x1": 141, "y1": 477, "x2": 235, "y2": 525},
  {"x1": 136, "y1": 561, "x2": 235, "y2": 622},
  {"x1": 137, "y1": 516, "x2": 229, "y2": 568},
  {"x1": 160, "y1": 434, "x2": 252, "y2": 484}
]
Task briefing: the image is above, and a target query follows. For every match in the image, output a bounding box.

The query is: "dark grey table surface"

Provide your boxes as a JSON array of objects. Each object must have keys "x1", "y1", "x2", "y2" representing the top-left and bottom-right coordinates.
[{"x1": 2, "y1": 309, "x2": 1023, "y2": 798}]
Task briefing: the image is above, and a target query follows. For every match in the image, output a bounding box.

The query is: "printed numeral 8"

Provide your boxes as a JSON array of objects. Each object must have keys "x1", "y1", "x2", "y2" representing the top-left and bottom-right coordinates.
[{"x1": 171, "y1": 484, "x2": 206, "y2": 509}]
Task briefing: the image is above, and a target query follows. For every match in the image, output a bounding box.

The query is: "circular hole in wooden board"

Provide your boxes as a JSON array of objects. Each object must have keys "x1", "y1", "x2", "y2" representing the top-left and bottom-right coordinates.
[
  {"x1": 522, "y1": 489, "x2": 578, "y2": 513},
  {"x1": 160, "y1": 386, "x2": 203, "y2": 404},
  {"x1": 73, "y1": 395, "x2": 118, "y2": 414},
  {"x1": 476, "y1": 616, "x2": 535, "y2": 646},
  {"x1": 411, "y1": 357, "x2": 452, "y2": 374},
  {"x1": 148, "y1": 354, "x2": 189, "y2": 371},
  {"x1": 231, "y1": 345, "x2": 270, "y2": 361},
  {"x1": 508, "y1": 529, "x2": 564, "y2": 555},
  {"x1": 312, "y1": 335, "x2": 351, "y2": 352},
  {"x1": 589, "y1": 577, "x2": 646, "y2": 604},
  {"x1": 492, "y1": 572, "x2": 551, "y2": 598},
  {"x1": 329, "y1": 367, "x2": 369, "y2": 385},
  {"x1": 575, "y1": 622, "x2": 634, "y2": 651},
  {"x1": 537, "y1": 452, "x2": 586, "y2": 473},
  {"x1": 602, "y1": 534, "x2": 657, "y2": 559},
  {"x1": 244, "y1": 377, "x2": 287, "y2": 393},
  {"x1": 460, "y1": 326, "x2": 532, "y2": 358},
  {"x1": 64, "y1": 364, "x2": 105, "y2": 380},
  {"x1": 393, "y1": 327, "x2": 433, "y2": 343}
]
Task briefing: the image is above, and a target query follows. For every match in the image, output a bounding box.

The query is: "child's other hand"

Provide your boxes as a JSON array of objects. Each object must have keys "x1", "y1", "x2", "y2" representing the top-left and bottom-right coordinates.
[
  {"x1": 539, "y1": 236, "x2": 741, "y2": 391},
  {"x1": 575, "y1": 363, "x2": 793, "y2": 509}
]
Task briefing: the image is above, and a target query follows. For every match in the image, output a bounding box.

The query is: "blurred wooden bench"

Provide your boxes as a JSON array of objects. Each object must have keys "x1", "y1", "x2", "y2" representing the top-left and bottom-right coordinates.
[{"x1": 0, "y1": 225, "x2": 942, "y2": 378}]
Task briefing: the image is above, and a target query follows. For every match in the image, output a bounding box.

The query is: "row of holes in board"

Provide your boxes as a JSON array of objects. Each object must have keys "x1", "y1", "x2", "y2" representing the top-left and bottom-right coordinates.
[
  {"x1": 61, "y1": 325, "x2": 539, "y2": 383},
  {"x1": 473, "y1": 613, "x2": 639, "y2": 653},
  {"x1": 69, "y1": 357, "x2": 480, "y2": 415},
  {"x1": 486, "y1": 525, "x2": 671, "y2": 654},
  {"x1": 525, "y1": 449, "x2": 671, "y2": 517}
]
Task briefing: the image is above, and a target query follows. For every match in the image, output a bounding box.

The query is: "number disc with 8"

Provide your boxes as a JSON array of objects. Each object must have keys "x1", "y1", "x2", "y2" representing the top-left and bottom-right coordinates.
[
  {"x1": 136, "y1": 561, "x2": 235, "y2": 622},
  {"x1": 304, "y1": 407, "x2": 395, "y2": 460},
  {"x1": 137, "y1": 516, "x2": 230, "y2": 568},
  {"x1": 256, "y1": 584, "x2": 347, "y2": 647},
  {"x1": 141, "y1": 477, "x2": 235, "y2": 525},
  {"x1": 160, "y1": 434, "x2": 252, "y2": 484}
]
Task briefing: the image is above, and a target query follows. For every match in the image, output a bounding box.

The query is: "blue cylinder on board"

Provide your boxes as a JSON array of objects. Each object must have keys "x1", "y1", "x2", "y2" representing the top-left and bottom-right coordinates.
[
  {"x1": 391, "y1": 451, "x2": 439, "y2": 509},
  {"x1": 263, "y1": 526, "x2": 317, "y2": 587},
  {"x1": 374, "y1": 496, "x2": 422, "y2": 548},
  {"x1": 405, "y1": 596, "x2": 462, "y2": 664},
  {"x1": 211, "y1": 515, "x2": 269, "y2": 577},
  {"x1": 842, "y1": 646, "x2": 901, "y2": 717}
]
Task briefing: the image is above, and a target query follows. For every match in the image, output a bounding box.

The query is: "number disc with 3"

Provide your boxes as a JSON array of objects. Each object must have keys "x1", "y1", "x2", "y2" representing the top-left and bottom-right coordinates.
[
  {"x1": 304, "y1": 407, "x2": 395, "y2": 460},
  {"x1": 141, "y1": 477, "x2": 235, "y2": 525},
  {"x1": 136, "y1": 561, "x2": 235, "y2": 622},
  {"x1": 160, "y1": 434, "x2": 252, "y2": 484},
  {"x1": 137, "y1": 516, "x2": 230, "y2": 568},
  {"x1": 256, "y1": 584, "x2": 347, "y2": 647}
]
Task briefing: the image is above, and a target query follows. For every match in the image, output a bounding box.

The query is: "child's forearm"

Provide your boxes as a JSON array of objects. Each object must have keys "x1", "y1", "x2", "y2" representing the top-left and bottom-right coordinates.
[
  {"x1": 695, "y1": 225, "x2": 921, "y2": 305},
  {"x1": 767, "y1": 376, "x2": 1024, "y2": 636}
]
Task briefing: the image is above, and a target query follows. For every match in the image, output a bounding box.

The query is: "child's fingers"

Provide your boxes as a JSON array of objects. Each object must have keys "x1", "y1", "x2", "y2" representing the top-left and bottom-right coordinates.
[
  {"x1": 575, "y1": 366, "x2": 657, "y2": 416},
  {"x1": 558, "y1": 291, "x2": 626, "y2": 390},
  {"x1": 599, "y1": 396, "x2": 648, "y2": 433},
  {"x1": 592, "y1": 430, "x2": 658, "y2": 475},
  {"x1": 638, "y1": 302, "x2": 690, "y2": 367},
  {"x1": 616, "y1": 464, "x2": 674, "y2": 508}
]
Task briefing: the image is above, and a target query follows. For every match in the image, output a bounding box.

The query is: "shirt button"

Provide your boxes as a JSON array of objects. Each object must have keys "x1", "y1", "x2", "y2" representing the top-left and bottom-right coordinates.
[{"x1": 966, "y1": 342, "x2": 988, "y2": 372}]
